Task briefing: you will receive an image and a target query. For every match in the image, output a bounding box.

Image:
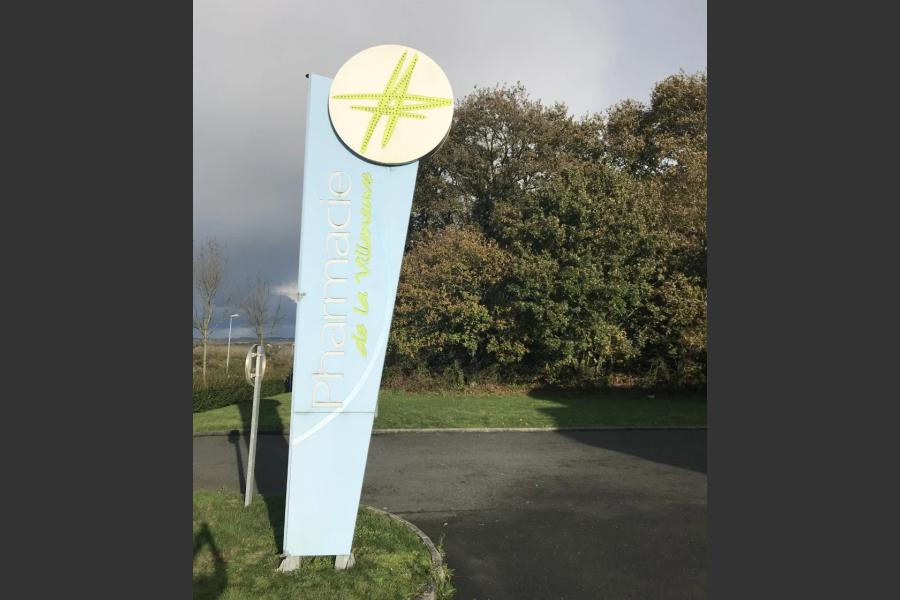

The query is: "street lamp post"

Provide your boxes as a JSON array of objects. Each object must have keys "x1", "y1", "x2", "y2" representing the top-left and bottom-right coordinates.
[{"x1": 226, "y1": 313, "x2": 240, "y2": 374}]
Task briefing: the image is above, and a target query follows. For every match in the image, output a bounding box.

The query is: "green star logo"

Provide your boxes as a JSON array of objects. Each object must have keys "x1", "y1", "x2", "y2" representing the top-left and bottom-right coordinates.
[{"x1": 331, "y1": 50, "x2": 453, "y2": 154}]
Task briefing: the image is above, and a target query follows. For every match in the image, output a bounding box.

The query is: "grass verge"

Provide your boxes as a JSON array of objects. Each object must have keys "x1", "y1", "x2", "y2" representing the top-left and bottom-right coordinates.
[
  {"x1": 192, "y1": 388, "x2": 706, "y2": 433},
  {"x1": 193, "y1": 490, "x2": 437, "y2": 600}
]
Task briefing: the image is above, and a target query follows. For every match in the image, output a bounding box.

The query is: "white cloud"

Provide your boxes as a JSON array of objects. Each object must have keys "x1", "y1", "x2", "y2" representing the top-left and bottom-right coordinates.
[{"x1": 275, "y1": 282, "x2": 301, "y2": 303}]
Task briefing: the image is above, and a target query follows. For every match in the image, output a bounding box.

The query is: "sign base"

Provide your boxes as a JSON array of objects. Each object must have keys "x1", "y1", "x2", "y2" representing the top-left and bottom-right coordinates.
[
  {"x1": 335, "y1": 554, "x2": 356, "y2": 570},
  {"x1": 277, "y1": 553, "x2": 355, "y2": 572}
]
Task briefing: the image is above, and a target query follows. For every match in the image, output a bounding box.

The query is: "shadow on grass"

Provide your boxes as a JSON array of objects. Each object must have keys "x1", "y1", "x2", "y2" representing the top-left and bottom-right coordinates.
[
  {"x1": 225, "y1": 396, "x2": 289, "y2": 552},
  {"x1": 193, "y1": 522, "x2": 227, "y2": 599},
  {"x1": 526, "y1": 383, "x2": 706, "y2": 404},
  {"x1": 226, "y1": 431, "x2": 245, "y2": 494},
  {"x1": 528, "y1": 385, "x2": 708, "y2": 474}
]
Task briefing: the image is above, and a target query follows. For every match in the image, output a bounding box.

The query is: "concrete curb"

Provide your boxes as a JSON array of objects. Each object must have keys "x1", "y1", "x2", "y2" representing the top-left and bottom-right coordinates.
[
  {"x1": 363, "y1": 505, "x2": 446, "y2": 600},
  {"x1": 372, "y1": 426, "x2": 707, "y2": 434},
  {"x1": 193, "y1": 430, "x2": 287, "y2": 437},
  {"x1": 193, "y1": 425, "x2": 706, "y2": 437}
]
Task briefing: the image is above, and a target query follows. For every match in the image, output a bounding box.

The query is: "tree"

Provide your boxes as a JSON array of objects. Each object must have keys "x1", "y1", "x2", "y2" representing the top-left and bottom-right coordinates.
[
  {"x1": 410, "y1": 83, "x2": 603, "y2": 246},
  {"x1": 405, "y1": 84, "x2": 639, "y2": 383},
  {"x1": 603, "y1": 72, "x2": 708, "y2": 386},
  {"x1": 193, "y1": 238, "x2": 226, "y2": 387},
  {"x1": 391, "y1": 74, "x2": 708, "y2": 388},
  {"x1": 389, "y1": 228, "x2": 521, "y2": 382},
  {"x1": 241, "y1": 274, "x2": 283, "y2": 346}
]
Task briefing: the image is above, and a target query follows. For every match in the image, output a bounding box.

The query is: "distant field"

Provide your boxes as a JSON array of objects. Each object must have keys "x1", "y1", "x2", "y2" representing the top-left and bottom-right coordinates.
[
  {"x1": 192, "y1": 388, "x2": 707, "y2": 433},
  {"x1": 193, "y1": 341, "x2": 294, "y2": 381}
]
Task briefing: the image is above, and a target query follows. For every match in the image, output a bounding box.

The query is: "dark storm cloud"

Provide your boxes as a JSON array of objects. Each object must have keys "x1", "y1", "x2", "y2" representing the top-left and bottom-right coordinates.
[{"x1": 193, "y1": 0, "x2": 706, "y2": 337}]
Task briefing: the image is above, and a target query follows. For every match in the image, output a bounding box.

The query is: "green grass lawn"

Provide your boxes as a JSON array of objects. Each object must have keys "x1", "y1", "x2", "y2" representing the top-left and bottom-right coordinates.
[
  {"x1": 193, "y1": 388, "x2": 706, "y2": 433},
  {"x1": 193, "y1": 491, "x2": 440, "y2": 600}
]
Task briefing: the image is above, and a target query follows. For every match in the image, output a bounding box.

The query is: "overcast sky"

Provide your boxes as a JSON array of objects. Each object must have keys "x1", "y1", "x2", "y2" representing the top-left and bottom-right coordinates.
[{"x1": 193, "y1": 0, "x2": 706, "y2": 339}]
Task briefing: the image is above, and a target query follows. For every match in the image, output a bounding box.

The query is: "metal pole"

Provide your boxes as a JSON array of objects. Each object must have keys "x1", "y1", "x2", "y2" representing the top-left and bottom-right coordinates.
[
  {"x1": 245, "y1": 345, "x2": 264, "y2": 507},
  {"x1": 226, "y1": 316, "x2": 234, "y2": 374}
]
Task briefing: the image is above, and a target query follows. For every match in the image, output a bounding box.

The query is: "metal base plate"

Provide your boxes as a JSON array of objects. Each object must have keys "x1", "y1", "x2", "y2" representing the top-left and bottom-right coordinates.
[{"x1": 277, "y1": 553, "x2": 355, "y2": 572}]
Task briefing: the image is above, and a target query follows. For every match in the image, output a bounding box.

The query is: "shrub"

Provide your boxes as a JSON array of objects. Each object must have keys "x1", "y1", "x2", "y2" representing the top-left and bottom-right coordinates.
[
  {"x1": 388, "y1": 228, "x2": 522, "y2": 381},
  {"x1": 192, "y1": 372, "x2": 286, "y2": 413}
]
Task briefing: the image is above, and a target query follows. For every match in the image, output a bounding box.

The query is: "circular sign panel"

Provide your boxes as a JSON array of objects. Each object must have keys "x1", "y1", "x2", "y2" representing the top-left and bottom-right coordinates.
[
  {"x1": 244, "y1": 344, "x2": 267, "y2": 387},
  {"x1": 329, "y1": 45, "x2": 454, "y2": 166}
]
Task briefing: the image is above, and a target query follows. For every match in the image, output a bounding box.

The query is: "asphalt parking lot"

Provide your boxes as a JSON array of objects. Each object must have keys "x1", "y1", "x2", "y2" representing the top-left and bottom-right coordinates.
[{"x1": 193, "y1": 429, "x2": 707, "y2": 599}]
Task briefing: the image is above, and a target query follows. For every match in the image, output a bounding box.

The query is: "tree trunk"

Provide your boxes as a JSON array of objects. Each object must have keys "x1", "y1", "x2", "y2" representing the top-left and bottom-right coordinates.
[{"x1": 202, "y1": 338, "x2": 208, "y2": 388}]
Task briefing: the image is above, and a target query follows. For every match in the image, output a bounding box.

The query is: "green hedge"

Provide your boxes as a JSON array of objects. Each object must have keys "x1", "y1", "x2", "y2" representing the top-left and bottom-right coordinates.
[{"x1": 192, "y1": 373, "x2": 287, "y2": 413}]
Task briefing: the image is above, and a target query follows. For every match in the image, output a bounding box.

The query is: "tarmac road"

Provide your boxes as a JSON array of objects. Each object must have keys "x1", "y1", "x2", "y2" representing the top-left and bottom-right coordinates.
[{"x1": 193, "y1": 429, "x2": 707, "y2": 599}]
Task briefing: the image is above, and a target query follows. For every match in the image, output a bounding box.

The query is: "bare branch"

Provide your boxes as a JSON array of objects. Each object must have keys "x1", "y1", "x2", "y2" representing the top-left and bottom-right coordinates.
[
  {"x1": 240, "y1": 274, "x2": 283, "y2": 345},
  {"x1": 193, "y1": 238, "x2": 226, "y2": 386}
]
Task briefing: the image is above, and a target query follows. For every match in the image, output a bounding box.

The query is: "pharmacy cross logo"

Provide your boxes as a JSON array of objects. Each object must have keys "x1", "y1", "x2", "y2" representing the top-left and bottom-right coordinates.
[{"x1": 330, "y1": 50, "x2": 453, "y2": 155}]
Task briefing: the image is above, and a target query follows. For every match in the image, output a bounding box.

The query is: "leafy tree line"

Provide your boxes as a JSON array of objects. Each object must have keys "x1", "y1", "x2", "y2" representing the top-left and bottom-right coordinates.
[{"x1": 386, "y1": 72, "x2": 707, "y2": 389}]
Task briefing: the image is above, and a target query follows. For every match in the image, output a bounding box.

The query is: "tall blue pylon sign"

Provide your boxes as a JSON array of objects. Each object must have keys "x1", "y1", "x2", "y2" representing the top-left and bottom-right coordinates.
[{"x1": 280, "y1": 45, "x2": 454, "y2": 569}]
